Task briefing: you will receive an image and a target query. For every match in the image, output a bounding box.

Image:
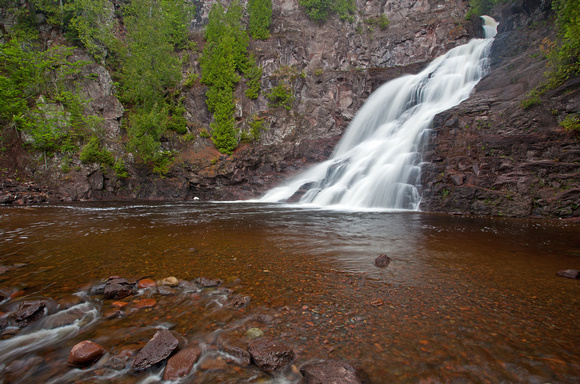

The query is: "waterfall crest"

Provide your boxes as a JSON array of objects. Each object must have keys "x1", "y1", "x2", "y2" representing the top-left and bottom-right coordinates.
[{"x1": 260, "y1": 18, "x2": 498, "y2": 210}]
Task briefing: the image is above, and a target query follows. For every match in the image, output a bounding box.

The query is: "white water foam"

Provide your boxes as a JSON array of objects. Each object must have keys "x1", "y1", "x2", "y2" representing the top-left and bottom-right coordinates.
[{"x1": 260, "y1": 17, "x2": 498, "y2": 210}]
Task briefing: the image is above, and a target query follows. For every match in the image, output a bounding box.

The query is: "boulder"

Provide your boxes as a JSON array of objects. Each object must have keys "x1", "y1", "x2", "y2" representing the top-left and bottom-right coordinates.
[
  {"x1": 557, "y1": 269, "x2": 579, "y2": 279},
  {"x1": 374, "y1": 254, "x2": 392, "y2": 267},
  {"x1": 68, "y1": 341, "x2": 105, "y2": 367},
  {"x1": 132, "y1": 329, "x2": 179, "y2": 371},
  {"x1": 163, "y1": 346, "x2": 202, "y2": 380},
  {"x1": 300, "y1": 360, "x2": 362, "y2": 384},
  {"x1": 248, "y1": 337, "x2": 295, "y2": 373}
]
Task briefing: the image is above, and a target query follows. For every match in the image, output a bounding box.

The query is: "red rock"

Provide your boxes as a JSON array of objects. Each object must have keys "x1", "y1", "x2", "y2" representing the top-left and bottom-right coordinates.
[
  {"x1": 112, "y1": 301, "x2": 129, "y2": 308},
  {"x1": 134, "y1": 298, "x2": 157, "y2": 309},
  {"x1": 103, "y1": 308, "x2": 122, "y2": 319},
  {"x1": 163, "y1": 346, "x2": 202, "y2": 380},
  {"x1": 68, "y1": 341, "x2": 105, "y2": 367},
  {"x1": 138, "y1": 278, "x2": 157, "y2": 289}
]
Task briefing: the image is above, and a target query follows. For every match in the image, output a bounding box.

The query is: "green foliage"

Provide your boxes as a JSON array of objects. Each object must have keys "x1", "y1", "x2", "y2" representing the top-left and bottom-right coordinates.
[
  {"x1": 249, "y1": 114, "x2": 267, "y2": 140},
  {"x1": 244, "y1": 55, "x2": 262, "y2": 99},
  {"x1": 126, "y1": 103, "x2": 168, "y2": 164},
  {"x1": 168, "y1": 101, "x2": 188, "y2": 134},
  {"x1": 0, "y1": 37, "x2": 97, "y2": 153},
  {"x1": 545, "y1": 0, "x2": 580, "y2": 87},
  {"x1": 80, "y1": 135, "x2": 115, "y2": 165},
  {"x1": 267, "y1": 83, "x2": 294, "y2": 110},
  {"x1": 365, "y1": 14, "x2": 390, "y2": 30},
  {"x1": 561, "y1": 114, "x2": 580, "y2": 132},
  {"x1": 200, "y1": 1, "x2": 252, "y2": 154},
  {"x1": 248, "y1": 0, "x2": 272, "y2": 40},
  {"x1": 299, "y1": 0, "x2": 355, "y2": 22},
  {"x1": 65, "y1": 0, "x2": 119, "y2": 64},
  {"x1": 520, "y1": 91, "x2": 542, "y2": 109},
  {"x1": 467, "y1": 0, "x2": 511, "y2": 17}
]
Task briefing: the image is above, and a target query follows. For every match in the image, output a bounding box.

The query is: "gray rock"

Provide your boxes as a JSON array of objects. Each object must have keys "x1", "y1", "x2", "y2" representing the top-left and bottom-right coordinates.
[
  {"x1": 300, "y1": 360, "x2": 362, "y2": 384},
  {"x1": 132, "y1": 329, "x2": 179, "y2": 371}
]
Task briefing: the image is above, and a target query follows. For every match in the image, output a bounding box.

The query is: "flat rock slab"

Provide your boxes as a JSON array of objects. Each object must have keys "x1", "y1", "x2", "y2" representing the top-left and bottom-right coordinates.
[
  {"x1": 16, "y1": 300, "x2": 46, "y2": 325},
  {"x1": 248, "y1": 337, "x2": 295, "y2": 373},
  {"x1": 163, "y1": 346, "x2": 201, "y2": 380},
  {"x1": 300, "y1": 360, "x2": 362, "y2": 384},
  {"x1": 557, "y1": 269, "x2": 579, "y2": 279},
  {"x1": 132, "y1": 329, "x2": 179, "y2": 371}
]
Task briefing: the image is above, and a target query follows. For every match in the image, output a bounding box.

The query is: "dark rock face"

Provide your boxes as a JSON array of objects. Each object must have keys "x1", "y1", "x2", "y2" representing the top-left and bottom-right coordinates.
[
  {"x1": 248, "y1": 337, "x2": 295, "y2": 373},
  {"x1": 557, "y1": 269, "x2": 579, "y2": 279},
  {"x1": 163, "y1": 346, "x2": 202, "y2": 380},
  {"x1": 301, "y1": 360, "x2": 362, "y2": 384},
  {"x1": 374, "y1": 254, "x2": 392, "y2": 267},
  {"x1": 421, "y1": 1, "x2": 580, "y2": 218},
  {"x1": 132, "y1": 329, "x2": 179, "y2": 371},
  {"x1": 68, "y1": 341, "x2": 105, "y2": 367}
]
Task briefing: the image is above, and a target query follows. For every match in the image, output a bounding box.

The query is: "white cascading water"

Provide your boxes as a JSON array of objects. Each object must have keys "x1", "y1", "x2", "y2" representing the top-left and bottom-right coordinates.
[{"x1": 260, "y1": 16, "x2": 498, "y2": 210}]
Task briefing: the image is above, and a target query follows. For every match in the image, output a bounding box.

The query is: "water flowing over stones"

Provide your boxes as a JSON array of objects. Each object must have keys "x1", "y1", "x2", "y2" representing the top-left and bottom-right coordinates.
[
  {"x1": 132, "y1": 329, "x2": 179, "y2": 371},
  {"x1": 260, "y1": 18, "x2": 497, "y2": 209}
]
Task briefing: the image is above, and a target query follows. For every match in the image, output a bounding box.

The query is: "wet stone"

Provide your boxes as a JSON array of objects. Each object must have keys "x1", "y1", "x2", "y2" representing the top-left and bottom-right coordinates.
[
  {"x1": 5, "y1": 356, "x2": 43, "y2": 380},
  {"x1": 557, "y1": 269, "x2": 579, "y2": 279},
  {"x1": 246, "y1": 327, "x2": 264, "y2": 339},
  {"x1": 217, "y1": 334, "x2": 251, "y2": 366},
  {"x1": 15, "y1": 300, "x2": 47, "y2": 326},
  {"x1": 229, "y1": 294, "x2": 251, "y2": 309},
  {"x1": 138, "y1": 278, "x2": 157, "y2": 289},
  {"x1": 68, "y1": 341, "x2": 105, "y2": 367},
  {"x1": 300, "y1": 360, "x2": 362, "y2": 384},
  {"x1": 103, "y1": 283, "x2": 134, "y2": 300},
  {"x1": 0, "y1": 317, "x2": 9, "y2": 331},
  {"x1": 163, "y1": 346, "x2": 202, "y2": 380},
  {"x1": 195, "y1": 277, "x2": 222, "y2": 287},
  {"x1": 57, "y1": 295, "x2": 83, "y2": 309},
  {"x1": 157, "y1": 276, "x2": 179, "y2": 287},
  {"x1": 157, "y1": 285, "x2": 176, "y2": 296},
  {"x1": 132, "y1": 329, "x2": 179, "y2": 371},
  {"x1": 374, "y1": 254, "x2": 392, "y2": 267},
  {"x1": 248, "y1": 337, "x2": 295, "y2": 373},
  {"x1": 134, "y1": 298, "x2": 157, "y2": 309}
]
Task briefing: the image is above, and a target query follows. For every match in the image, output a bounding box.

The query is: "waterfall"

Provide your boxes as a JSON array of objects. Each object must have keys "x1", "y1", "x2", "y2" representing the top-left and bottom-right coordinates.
[{"x1": 260, "y1": 17, "x2": 498, "y2": 210}]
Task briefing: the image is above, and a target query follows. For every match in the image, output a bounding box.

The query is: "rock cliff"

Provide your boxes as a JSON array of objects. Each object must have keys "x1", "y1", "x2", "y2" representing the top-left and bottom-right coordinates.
[{"x1": 421, "y1": 0, "x2": 580, "y2": 218}]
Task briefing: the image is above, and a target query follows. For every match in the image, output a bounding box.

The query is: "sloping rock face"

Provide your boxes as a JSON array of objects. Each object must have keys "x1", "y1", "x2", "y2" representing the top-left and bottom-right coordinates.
[{"x1": 421, "y1": 0, "x2": 580, "y2": 218}]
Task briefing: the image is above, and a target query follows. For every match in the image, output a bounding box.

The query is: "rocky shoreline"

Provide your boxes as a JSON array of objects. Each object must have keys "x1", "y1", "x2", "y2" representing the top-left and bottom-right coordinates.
[{"x1": 0, "y1": 273, "x2": 368, "y2": 383}]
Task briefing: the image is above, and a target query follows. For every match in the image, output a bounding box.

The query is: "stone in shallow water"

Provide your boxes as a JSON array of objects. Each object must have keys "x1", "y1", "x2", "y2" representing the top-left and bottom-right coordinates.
[
  {"x1": 163, "y1": 346, "x2": 202, "y2": 380},
  {"x1": 557, "y1": 269, "x2": 579, "y2": 279},
  {"x1": 300, "y1": 360, "x2": 362, "y2": 384},
  {"x1": 374, "y1": 254, "x2": 392, "y2": 267},
  {"x1": 157, "y1": 276, "x2": 179, "y2": 287},
  {"x1": 195, "y1": 277, "x2": 222, "y2": 287},
  {"x1": 134, "y1": 298, "x2": 157, "y2": 309},
  {"x1": 246, "y1": 327, "x2": 264, "y2": 339},
  {"x1": 68, "y1": 341, "x2": 105, "y2": 367},
  {"x1": 132, "y1": 329, "x2": 179, "y2": 371},
  {"x1": 15, "y1": 300, "x2": 47, "y2": 326},
  {"x1": 248, "y1": 337, "x2": 295, "y2": 373},
  {"x1": 138, "y1": 278, "x2": 157, "y2": 289}
]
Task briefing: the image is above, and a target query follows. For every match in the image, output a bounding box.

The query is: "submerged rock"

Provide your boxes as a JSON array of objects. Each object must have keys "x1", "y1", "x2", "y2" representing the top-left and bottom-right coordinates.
[
  {"x1": 557, "y1": 269, "x2": 579, "y2": 279},
  {"x1": 217, "y1": 334, "x2": 251, "y2": 366},
  {"x1": 229, "y1": 294, "x2": 251, "y2": 309},
  {"x1": 374, "y1": 254, "x2": 392, "y2": 267},
  {"x1": 300, "y1": 360, "x2": 362, "y2": 384},
  {"x1": 195, "y1": 277, "x2": 222, "y2": 287},
  {"x1": 163, "y1": 346, "x2": 202, "y2": 380},
  {"x1": 68, "y1": 341, "x2": 105, "y2": 367},
  {"x1": 248, "y1": 337, "x2": 295, "y2": 373},
  {"x1": 246, "y1": 328, "x2": 264, "y2": 340},
  {"x1": 132, "y1": 329, "x2": 179, "y2": 371}
]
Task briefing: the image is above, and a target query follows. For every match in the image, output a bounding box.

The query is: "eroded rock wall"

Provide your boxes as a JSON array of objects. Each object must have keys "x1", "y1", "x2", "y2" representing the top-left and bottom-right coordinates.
[{"x1": 420, "y1": 0, "x2": 580, "y2": 218}]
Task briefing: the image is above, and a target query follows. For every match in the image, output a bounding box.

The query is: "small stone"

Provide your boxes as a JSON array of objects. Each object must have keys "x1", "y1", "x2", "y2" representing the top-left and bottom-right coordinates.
[
  {"x1": 111, "y1": 301, "x2": 129, "y2": 308},
  {"x1": 103, "y1": 283, "x2": 134, "y2": 300},
  {"x1": 557, "y1": 269, "x2": 579, "y2": 279},
  {"x1": 199, "y1": 356, "x2": 227, "y2": 371},
  {"x1": 248, "y1": 337, "x2": 295, "y2": 373},
  {"x1": 103, "y1": 308, "x2": 122, "y2": 319},
  {"x1": 134, "y1": 298, "x2": 157, "y2": 309},
  {"x1": 68, "y1": 341, "x2": 105, "y2": 367},
  {"x1": 158, "y1": 285, "x2": 177, "y2": 295},
  {"x1": 300, "y1": 360, "x2": 362, "y2": 384},
  {"x1": 229, "y1": 294, "x2": 251, "y2": 309},
  {"x1": 138, "y1": 278, "x2": 157, "y2": 289},
  {"x1": 57, "y1": 295, "x2": 83, "y2": 310},
  {"x1": 163, "y1": 346, "x2": 202, "y2": 380},
  {"x1": 217, "y1": 334, "x2": 251, "y2": 366},
  {"x1": 157, "y1": 277, "x2": 179, "y2": 287},
  {"x1": 246, "y1": 328, "x2": 264, "y2": 339},
  {"x1": 15, "y1": 300, "x2": 47, "y2": 326},
  {"x1": 374, "y1": 254, "x2": 392, "y2": 267},
  {"x1": 195, "y1": 277, "x2": 222, "y2": 287},
  {"x1": 132, "y1": 329, "x2": 179, "y2": 371}
]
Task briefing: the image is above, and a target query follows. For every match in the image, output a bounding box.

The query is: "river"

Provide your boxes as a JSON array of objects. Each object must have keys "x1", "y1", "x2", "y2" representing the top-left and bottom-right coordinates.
[{"x1": 0, "y1": 202, "x2": 578, "y2": 383}]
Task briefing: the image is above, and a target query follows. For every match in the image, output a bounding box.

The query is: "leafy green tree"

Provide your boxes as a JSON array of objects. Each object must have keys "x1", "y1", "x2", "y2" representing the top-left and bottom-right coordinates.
[
  {"x1": 248, "y1": 0, "x2": 272, "y2": 40},
  {"x1": 549, "y1": 0, "x2": 580, "y2": 85}
]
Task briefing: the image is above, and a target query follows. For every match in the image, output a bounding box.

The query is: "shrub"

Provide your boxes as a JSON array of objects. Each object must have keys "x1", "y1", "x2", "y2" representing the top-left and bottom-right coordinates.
[
  {"x1": 299, "y1": 0, "x2": 355, "y2": 22},
  {"x1": 561, "y1": 114, "x2": 580, "y2": 132},
  {"x1": 248, "y1": 0, "x2": 272, "y2": 40},
  {"x1": 267, "y1": 83, "x2": 294, "y2": 110}
]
